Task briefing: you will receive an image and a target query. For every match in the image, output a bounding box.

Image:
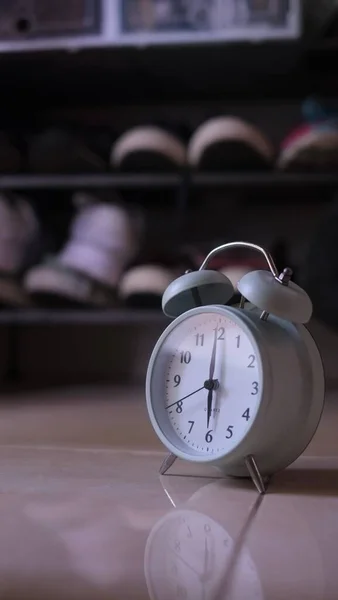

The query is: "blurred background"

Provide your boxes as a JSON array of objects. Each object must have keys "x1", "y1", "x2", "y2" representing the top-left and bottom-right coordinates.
[{"x1": 0, "y1": 0, "x2": 338, "y2": 393}]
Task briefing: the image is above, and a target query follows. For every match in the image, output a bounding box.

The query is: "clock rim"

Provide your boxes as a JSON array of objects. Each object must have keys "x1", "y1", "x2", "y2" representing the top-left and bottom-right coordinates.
[{"x1": 145, "y1": 305, "x2": 270, "y2": 464}]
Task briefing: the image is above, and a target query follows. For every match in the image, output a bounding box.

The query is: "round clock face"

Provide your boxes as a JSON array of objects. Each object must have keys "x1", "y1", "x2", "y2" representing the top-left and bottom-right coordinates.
[
  {"x1": 145, "y1": 509, "x2": 263, "y2": 600},
  {"x1": 146, "y1": 307, "x2": 263, "y2": 461}
]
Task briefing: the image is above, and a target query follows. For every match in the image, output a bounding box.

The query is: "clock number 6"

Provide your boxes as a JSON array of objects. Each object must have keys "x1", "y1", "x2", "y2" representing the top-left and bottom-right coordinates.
[{"x1": 205, "y1": 430, "x2": 213, "y2": 443}]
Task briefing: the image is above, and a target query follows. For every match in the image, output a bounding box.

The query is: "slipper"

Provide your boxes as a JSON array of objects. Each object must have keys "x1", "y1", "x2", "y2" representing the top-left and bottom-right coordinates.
[
  {"x1": 188, "y1": 117, "x2": 274, "y2": 171},
  {"x1": 278, "y1": 97, "x2": 338, "y2": 171},
  {"x1": 111, "y1": 124, "x2": 187, "y2": 171}
]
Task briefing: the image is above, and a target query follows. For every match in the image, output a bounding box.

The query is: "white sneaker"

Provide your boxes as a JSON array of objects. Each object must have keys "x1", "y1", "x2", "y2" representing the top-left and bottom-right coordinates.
[{"x1": 25, "y1": 193, "x2": 141, "y2": 307}]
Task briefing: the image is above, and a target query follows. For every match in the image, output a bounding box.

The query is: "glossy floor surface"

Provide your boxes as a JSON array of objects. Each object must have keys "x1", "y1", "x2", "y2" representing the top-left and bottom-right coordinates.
[{"x1": 0, "y1": 385, "x2": 338, "y2": 600}]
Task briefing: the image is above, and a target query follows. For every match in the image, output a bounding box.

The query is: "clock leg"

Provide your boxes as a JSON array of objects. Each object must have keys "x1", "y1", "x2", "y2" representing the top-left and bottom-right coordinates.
[
  {"x1": 159, "y1": 452, "x2": 177, "y2": 475},
  {"x1": 245, "y1": 454, "x2": 267, "y2": 494}
]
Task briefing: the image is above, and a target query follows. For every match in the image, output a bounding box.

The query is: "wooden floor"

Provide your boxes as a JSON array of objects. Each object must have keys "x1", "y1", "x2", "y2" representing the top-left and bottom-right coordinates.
[{"x1": 0, "y1": 384, "x2": 336, "y2": 457}]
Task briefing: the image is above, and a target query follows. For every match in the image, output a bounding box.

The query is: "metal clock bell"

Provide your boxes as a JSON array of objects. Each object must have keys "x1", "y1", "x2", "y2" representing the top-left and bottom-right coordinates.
[{"x1": 145, "y1": 242, "x2": 325, "y2": 493}]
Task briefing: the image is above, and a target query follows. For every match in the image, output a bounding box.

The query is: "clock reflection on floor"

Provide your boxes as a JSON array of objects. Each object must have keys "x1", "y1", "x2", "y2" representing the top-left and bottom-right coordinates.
[
  {"x1": 144, "y1": 508, "x2": 263, "y2": 600},
  {"x1": 145, "y1": 474, "x2": 325, "y2": 600}
]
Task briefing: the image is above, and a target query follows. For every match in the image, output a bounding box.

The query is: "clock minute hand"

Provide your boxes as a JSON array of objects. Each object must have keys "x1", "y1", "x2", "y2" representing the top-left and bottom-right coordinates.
[{"x1": 166, "y1": 385, "x2": 205, "y2": 410}]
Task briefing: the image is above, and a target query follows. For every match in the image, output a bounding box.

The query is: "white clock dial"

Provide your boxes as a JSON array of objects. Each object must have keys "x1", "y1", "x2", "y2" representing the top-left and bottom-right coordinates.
[{"x1": 147, "y1": 308, "x2": 263, "y2": 461}]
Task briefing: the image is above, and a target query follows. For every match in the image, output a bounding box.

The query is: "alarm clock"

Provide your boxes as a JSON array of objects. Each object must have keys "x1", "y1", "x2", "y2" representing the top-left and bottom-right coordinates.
[{"x1": 145, "y1": 241, "x2": 325, "y2": 493}]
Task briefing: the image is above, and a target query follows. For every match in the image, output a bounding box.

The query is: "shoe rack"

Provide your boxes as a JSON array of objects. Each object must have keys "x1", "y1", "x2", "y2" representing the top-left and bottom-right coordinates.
[{"x1": 0, "y1": 2, "x2": 338, "y2": 388}]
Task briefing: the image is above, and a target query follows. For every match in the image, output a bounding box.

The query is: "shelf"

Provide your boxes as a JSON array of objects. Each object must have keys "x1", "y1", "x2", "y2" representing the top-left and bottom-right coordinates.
[
  {"x1": 0, "y1": 173, "x2": 182, "y2": 190},
  {"x1": 1, "y1": 172, "x2": 338, "y2": 191},
  {"x1": 0, "y1": 309, "x2": 168, "y2": 326},
  {"x1": 192, "y1": 173, "x2": 338, "y2": 188}
]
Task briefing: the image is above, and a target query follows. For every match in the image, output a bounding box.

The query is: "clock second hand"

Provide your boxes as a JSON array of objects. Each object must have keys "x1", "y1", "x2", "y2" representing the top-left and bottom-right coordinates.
[{"x1": 165, "y1": 385, "x2": 205, "y2": 410}]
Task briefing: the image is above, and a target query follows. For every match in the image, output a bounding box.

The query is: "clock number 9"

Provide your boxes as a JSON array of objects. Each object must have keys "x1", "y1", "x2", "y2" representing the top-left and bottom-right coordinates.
[{"x1": 174, "y1": 375, "x2": 181, "y2": 387}]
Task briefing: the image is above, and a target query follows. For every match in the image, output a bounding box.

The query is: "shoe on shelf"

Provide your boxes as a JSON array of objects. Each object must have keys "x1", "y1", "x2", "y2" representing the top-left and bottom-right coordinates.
[
  {"x1": 278, "y1": 97, "x2": 338, "y2": 171},
  {"x1": 110, "y1": 123, "x2": 188, "y2": 172},
  {"x1": 28, "y1": 126, "x2": 112, "y2": 173},
  {"x1": 0, "y1": 131, "x2": 23, "y2": 173},
  {"x1": 119, "y1": 249, "x2": 195, "y2": 309},
  {"x1": 187, "y1": 116, "x2": 274, "y2": 171},
  {"x1": 300, "y1": 195, "x2": 338, "y2": 329},
  {"x1": 0, "y1": 193, "x2": 40, "y2": 307},
  {"x1": 24, "y1": 193, "x2": 141, "y2": 308}
]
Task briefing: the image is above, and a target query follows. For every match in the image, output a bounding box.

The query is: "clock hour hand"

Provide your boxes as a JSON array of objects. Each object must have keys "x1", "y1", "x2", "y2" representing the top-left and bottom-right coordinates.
[{"x1": 206, "y1": 388, "x2": 213, "y2": 429}]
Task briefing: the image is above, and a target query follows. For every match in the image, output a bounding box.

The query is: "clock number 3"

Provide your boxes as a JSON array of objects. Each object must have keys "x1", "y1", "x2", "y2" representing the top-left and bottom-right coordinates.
[{"x1": 251, "y1": 381, "x2": 259, "y2": 395}]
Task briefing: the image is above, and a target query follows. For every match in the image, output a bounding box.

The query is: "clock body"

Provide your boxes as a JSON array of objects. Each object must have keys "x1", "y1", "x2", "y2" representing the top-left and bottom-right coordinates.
[{"x1": 146, "y1": 305, "x2": 324, "y2": 476}]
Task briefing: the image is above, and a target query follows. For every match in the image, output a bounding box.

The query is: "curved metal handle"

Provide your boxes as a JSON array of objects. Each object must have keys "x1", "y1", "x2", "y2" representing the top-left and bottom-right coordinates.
[{"x1": 199, "y1": 241, "x2": 279, "y2": 279}]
